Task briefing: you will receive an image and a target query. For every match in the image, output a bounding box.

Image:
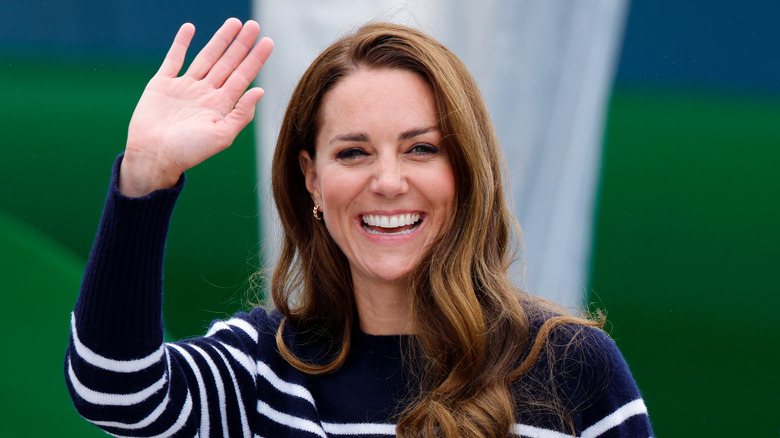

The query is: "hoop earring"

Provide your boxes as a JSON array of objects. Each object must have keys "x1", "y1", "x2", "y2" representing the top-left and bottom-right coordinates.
[{"x1": 313, "y1": 204, "x2": 323, "y2": 221}]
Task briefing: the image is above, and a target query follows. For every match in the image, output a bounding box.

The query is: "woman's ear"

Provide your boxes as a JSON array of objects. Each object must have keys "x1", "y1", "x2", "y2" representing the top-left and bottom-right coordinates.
[{"x1": 298, "y1": 150, "x2": 321, "y2": 204}]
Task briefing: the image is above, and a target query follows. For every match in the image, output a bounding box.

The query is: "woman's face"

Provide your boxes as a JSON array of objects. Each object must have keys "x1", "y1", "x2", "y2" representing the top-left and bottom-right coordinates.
[{"x1": 300, "y1": 68, "x2": 456, "y2": 294}]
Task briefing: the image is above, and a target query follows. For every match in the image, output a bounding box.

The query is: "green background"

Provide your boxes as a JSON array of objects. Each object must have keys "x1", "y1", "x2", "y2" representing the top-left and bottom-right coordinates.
[{"x1": 590, "y1": 86, "x2": 780, "y2": 436}]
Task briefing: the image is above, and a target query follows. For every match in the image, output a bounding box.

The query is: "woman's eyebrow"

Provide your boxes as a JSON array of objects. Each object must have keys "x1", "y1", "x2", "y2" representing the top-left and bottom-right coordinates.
[
  {"x1": 331, "y1": 132, "x2": 370, "y2": 143},
  {"x1": 399, "y1": 126, "x2": 438, "y2": 141}
]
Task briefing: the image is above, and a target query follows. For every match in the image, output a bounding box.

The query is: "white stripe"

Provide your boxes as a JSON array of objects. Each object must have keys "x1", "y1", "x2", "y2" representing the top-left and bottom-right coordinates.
[
  {"x1": 511, "y1": 398, "x2": 649, "y2": 437},
  {"x1": 84, "y1": 351, "x2": 175, "y2": 430},
  {"x1": 71, "y1": 312, "x2": 164, "y2": 373},
  {"x1": 68, "y1": 357, "x2": 166, "y2": 407},
  {"x1": 512, "y1": 423, "x2": 576, "y2": 438},
  {"x1": 205, "y1": 321, "x2": 227, "y2": 338},
  {"x1": 256, "y1": 361, "x2": 316, "y2": 406},
  {"x1": 206, "y1": 318, "x2": 259, "y2": 343},
  {"x1": 257, "y1": 400, "x2": 326, "y2": 438},
  {"x1": 221, "y1": 342, "x2": 258, "y2": 381},
  {"x1": 88, "y1": 387, "x2": 169, "y2": 429},
  {"x1": 168, "y1": 344, "x2": 210, "y2": 438},
  {"x1": 189, "y1": 344, "x2": 230, "y2": 438},
  {"x1": 322, "y1": 422, "x2": 396, "y2": 436},
  {"x1": 581, "y1": 399, "x2": 648, "y2": 438},
  {"x1": 92, "y1": 391, "x2": 193, "y2": 438},
  {"x1": 211, "y1": 345, "x2": 252, "y2": 438},
  {"x1": 145, "y1": 394, "x2": 192, "y2": 438}
]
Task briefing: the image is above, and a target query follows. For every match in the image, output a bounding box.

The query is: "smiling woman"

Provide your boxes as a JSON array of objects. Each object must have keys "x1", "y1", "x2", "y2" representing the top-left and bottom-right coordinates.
[{"x1": 65, "y1": 18, "x2": 653, "y2": 438}]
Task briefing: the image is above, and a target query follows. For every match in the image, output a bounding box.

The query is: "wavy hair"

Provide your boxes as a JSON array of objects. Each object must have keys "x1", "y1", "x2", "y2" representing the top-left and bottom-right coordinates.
[{"x1": 270, "y1": 22, "x2": 600, "y2": 437}]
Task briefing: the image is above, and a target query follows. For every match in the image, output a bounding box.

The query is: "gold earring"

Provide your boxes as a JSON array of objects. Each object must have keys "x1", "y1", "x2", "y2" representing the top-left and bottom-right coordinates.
[{"x1": 313, "y1": 204, "x2": 323, "y2": 221}]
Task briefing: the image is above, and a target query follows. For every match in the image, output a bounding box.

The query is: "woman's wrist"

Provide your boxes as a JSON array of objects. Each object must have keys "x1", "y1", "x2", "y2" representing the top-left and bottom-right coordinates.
[{"x1": 118, "y1": 151, "x2": 181, "y2": 197}]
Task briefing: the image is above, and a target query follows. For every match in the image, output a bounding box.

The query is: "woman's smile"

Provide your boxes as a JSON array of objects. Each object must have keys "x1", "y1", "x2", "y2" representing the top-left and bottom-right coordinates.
[{"x1": 359, "y1": 212, "x2": 423, "y2": 236}]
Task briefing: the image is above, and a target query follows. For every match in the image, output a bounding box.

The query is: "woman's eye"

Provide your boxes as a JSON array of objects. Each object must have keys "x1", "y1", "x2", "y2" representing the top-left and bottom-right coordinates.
[
  {"x1": 336, "y1": 148, "x2": 368, "y2": 159},
  {"x1": 407, "y1": 143, "x2": 440, "y2": 156}
]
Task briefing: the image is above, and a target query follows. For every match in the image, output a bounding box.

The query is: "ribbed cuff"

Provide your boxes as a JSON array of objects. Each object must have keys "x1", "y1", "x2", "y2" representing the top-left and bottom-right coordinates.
[{"x1": 74, "y1": 154, "x2": 184, "y2": 359}]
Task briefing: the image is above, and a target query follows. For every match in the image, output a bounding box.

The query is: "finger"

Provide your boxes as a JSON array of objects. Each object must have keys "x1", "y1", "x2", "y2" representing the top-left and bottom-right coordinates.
[
  {"x1": 204, "y1": 20, "x2": 261, "y2": 88},
  {"x1": 220, "y1": 87, "x2": 265, "y2": 140},
  {"x1": 221, "y1": 36, "x2": 274, "y2": 103},
  {"x1": 156, "y1": 23, "x2": 196, "y2": 78},
  {"x1": 185, "y1": 17, "x2": 242, "y2": 80}
]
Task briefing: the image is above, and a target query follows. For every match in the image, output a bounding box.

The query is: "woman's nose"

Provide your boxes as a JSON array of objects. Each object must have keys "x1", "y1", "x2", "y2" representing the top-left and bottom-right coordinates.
[{"x1": 370, "y1": 156, "x2": 408, "y2": 199}]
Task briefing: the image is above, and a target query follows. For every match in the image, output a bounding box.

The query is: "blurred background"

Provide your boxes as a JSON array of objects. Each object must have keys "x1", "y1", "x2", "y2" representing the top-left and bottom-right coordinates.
[{"x1": 1, "y1": 1, "x2": 777, "y2": 436}]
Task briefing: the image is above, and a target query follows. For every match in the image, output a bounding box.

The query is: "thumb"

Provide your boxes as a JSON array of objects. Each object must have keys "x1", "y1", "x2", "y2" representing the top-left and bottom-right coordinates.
[{"x1": 223, "y1": 87, "x2": 265, "y2": 137}]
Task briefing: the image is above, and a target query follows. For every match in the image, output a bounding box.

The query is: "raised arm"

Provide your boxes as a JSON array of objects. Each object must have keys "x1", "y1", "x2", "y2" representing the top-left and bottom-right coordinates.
[
  {"x1": 120, "y1": 18, "x2": 273, "y2": 197},
  {"x1": 66, "y1": 20, "x2": 273, "y2": 437}
]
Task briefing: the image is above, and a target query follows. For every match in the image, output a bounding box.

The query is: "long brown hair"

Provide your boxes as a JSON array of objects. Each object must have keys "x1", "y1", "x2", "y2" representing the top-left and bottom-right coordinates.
[{"x1": 270, "y1": 22, "x2": 600, "y2": 437}]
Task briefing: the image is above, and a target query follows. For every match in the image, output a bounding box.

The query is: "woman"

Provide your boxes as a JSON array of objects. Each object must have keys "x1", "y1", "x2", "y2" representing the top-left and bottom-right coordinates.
[{"x1": 65, "y1": 18, "x2": 653, "y2": 438}]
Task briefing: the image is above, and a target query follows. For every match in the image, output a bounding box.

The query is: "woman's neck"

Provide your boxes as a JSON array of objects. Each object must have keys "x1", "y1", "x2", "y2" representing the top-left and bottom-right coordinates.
[{"x1": 352, "y1": 276, "x2": 413, "y2": 336}]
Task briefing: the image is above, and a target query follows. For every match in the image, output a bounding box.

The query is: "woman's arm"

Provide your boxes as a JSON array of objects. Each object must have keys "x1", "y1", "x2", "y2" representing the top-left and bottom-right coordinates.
[{"x1": 65, "y1": 19, "x2": 272, "y2": 437}]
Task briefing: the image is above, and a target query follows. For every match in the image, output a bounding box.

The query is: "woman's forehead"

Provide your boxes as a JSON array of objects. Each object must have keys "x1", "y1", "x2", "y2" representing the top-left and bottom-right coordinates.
[{"x1": 315, "y1": 69, "x2": 437, "y2": 143}]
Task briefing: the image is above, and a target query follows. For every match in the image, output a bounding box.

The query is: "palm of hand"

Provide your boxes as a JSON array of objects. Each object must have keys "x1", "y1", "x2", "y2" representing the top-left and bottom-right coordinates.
[
  {"x1": 121, "y1": 19, "x2": 273, "y2": 197},
  {"x1": 128, "y1": 73, "x2": 239, "y2": 172}
]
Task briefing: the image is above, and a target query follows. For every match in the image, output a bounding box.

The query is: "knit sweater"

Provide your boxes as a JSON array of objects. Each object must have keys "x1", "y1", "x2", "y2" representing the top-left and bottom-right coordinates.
[{"x1": 65, "y1": 156, "x2": 654, "y2": 438}]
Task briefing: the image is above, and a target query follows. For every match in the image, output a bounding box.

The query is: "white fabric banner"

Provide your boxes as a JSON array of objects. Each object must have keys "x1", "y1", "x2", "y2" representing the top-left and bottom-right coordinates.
[{"x1": 253, "y1": 0, "x2": 628, "y2": 308}]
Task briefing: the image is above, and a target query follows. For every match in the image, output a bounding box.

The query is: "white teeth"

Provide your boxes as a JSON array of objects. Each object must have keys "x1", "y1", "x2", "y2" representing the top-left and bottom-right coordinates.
[{"x1": 362, "y1": 213, "x2": 421, "y2": 228}]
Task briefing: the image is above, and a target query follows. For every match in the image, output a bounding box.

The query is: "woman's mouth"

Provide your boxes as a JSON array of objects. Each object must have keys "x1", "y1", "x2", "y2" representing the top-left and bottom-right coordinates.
[{"x1": 361, "y1": 213, "x2": 422, "y2": 235}]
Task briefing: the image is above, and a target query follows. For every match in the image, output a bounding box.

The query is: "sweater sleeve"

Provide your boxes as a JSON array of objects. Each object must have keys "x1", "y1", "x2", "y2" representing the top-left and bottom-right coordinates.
[
  {"x1": 64, "y1": 155, "x2": 264, "y2": 437},
  {"x1": 73, "y1": 154, "x2": 181, "y2": 355}
]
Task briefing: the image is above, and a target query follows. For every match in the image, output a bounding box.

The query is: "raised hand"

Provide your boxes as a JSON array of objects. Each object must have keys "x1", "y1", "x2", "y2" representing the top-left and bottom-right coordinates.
[{"x1": 120, "y1": 18, "x2": 274, "y2": 197}]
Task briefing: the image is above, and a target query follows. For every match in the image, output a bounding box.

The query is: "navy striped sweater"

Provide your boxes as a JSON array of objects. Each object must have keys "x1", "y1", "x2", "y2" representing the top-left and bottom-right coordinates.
[{"x1": 65, "y1": 157, "x2": 654, "y2": 437}]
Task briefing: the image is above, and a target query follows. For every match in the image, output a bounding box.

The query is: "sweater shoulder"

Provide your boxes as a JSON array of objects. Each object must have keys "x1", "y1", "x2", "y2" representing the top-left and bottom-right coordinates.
[
  {"x1": 200, "y1": 306, "x2": 283, "y2": 346},
  {"x1": 517, "y1": 306, "x2": 652, "y2": 435},
  {"x1": 525, "y1": 310, "x2": 640, "y2": 404}
]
